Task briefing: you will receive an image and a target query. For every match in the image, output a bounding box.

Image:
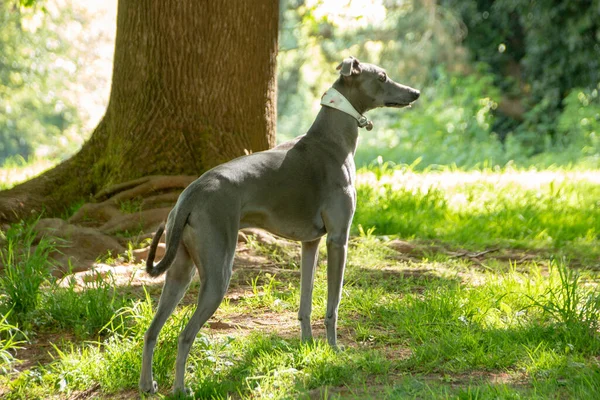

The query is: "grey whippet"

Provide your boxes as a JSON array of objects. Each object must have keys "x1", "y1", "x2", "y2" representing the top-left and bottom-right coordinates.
[{"x1": 139, "y1": 56, "x2": 420, "y2": 395}]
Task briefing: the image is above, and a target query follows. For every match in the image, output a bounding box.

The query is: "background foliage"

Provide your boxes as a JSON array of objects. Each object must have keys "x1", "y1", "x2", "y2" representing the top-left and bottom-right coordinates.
[
  {"x1": 277, "y1": 0, "x2": 600, "y2": 169},
  {"x1": 0, "y1": 0, "x2": 599, "y2": 169},
  {"x1": 0, "y1": 0, "x2": 112, "y2": 166},
  {"x1": 0, "y1": 1, "x2": 83, "y2": 163},
  {"x1": 443, "y1": 0, "x2": 600, "y2": 155}
]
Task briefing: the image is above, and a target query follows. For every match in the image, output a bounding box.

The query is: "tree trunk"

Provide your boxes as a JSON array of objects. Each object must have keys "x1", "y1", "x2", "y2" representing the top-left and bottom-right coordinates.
[{"x1": 0, "y1": 0, "x2": 278, "y2": 223}]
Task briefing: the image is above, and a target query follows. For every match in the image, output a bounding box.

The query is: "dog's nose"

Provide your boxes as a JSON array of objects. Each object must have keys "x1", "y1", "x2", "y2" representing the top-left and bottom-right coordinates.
[{"x1": 412, "y1": 90, "x2": 420, "y2": 100}]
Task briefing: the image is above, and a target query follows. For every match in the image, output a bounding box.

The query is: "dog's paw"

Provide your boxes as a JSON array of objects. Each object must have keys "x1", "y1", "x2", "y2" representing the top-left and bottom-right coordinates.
[
  {"x1": 172, "y1": 386, "x2": 193, "y2": 398},
  {"x1": 139, "y1": 380, "x2": 158, "y2": 394},
  {"x1": 331, "y1": 344, "x2": 346, "y2": 353}
]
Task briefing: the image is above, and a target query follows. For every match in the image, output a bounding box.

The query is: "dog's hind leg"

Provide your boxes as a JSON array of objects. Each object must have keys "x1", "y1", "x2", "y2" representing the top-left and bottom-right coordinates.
[
  {"x1": 139, "y1": 243, "x2": 195, "y2": 394},
  {"x1": 172, "y1": 222, "x2": 236, "y2": 395}
]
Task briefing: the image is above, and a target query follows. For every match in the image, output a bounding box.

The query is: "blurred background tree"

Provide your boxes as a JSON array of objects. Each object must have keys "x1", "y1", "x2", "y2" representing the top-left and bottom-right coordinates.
[
  {"x1": 442, "y1": 0, "x2": 600, "y2": 154},
  {"x1": 1, "y1": 0, "x2": 599, "y2": 174},
  {"x1": 0, "y1": 1, "x2": 82, "y2": 163}
]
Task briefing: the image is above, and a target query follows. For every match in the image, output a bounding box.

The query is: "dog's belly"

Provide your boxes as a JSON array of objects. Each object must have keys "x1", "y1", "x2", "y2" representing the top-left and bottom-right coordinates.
[{"x1": 240, "y1": 210, "x2": 326, "y2": 242}]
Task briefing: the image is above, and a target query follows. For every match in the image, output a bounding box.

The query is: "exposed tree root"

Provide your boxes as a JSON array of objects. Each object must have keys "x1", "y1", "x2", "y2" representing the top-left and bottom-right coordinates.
[
  {"x1": 93, "y1": 176, "x2": 157, "y2": 201},
  {"x1": 93, "y1": 175, "x2": 196, "y2": 203},
  {"x1": 6, "y1": 174, "x2": 300, "y2": 277},
  {"x1": 26, "y1": 175, "x2": 197, "y2": 275},
  {"x1": 130, "y1": 242, "x2": 166, "y2": 264},
  {"x1": 98, "y1": 207, "x2": 172, "y2": 235},
  {"x1": 69, "y1": 175, "x2": 195, "y2": 231},
  {"x1": 141, "y1": 192, "x2": 181, "y2": 209}
]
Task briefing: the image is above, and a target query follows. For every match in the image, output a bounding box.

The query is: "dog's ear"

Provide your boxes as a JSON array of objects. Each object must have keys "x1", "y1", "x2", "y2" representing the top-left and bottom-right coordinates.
[{"x1": 336, "y1": 57, "x2": 361, "y2": 76}]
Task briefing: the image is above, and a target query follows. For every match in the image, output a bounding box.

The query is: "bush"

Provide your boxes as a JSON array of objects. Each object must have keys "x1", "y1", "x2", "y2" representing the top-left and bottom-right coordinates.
[
  {"x1": 554, "y1": 87, "x2": 600, "y2": 166},
  {"x1": 355, "y1": 65, "x2": 506, "y2": 168}
]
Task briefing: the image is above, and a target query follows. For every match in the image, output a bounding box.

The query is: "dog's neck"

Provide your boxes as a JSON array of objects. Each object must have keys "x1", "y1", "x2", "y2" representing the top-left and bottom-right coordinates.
[
  {"x1": 306, "y1": 105, "x2": 360, "y2": 157},
  {"x1": 306, "y1": 78, "x2": 378, "y2": 157},
  {"x1": 320, "y1": 88, "x2": 372, "y2": 130}
]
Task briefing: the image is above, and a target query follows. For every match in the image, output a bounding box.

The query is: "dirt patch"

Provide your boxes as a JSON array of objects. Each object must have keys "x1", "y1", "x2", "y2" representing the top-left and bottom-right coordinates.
[
  {"x1": 12, "y1": 331, "x2": 77, "y2": 373},
  {"x1": 387, "y1": 238, "x2": 548, "y2": 267}
]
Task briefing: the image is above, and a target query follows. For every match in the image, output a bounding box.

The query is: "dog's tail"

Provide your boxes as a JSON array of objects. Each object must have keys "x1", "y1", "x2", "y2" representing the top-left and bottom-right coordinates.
[{"x1": 146, "y1": 210, "x2": 189, "y2": 277}]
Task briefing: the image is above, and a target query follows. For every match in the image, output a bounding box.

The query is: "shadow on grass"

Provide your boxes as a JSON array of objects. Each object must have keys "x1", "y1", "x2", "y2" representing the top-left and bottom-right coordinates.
[
  {"x1": 345, "y1": 264, "x2": 461, "y2": 294},
  {"x1": 179, "y1": 334, "x2": 392, "y2": 399},
  {"x1": 164, "y1": 325, "x2": 600, "y2": 399},
  {"x1": 6, "y1": 233, "x2": 600, "y2": 399}
]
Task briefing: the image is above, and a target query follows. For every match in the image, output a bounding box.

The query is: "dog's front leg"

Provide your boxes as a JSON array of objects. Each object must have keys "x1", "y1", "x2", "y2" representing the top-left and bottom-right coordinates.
[
  {"x1": 298, "y1": 238, "x2": 321, "y2": 341},
  {"x1": 324, "y1": 234, "x2": 348, "y2": 349}
]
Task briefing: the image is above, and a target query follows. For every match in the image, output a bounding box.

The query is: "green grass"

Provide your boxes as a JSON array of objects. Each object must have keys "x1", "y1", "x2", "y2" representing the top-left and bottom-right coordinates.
[
  {"x1": 4, "y1": 248, "x2": 599, "y2": 399},
  {"x1": 0, "y1": 311, "x2": 26, "y2": 375},
  {"x1": 118, "y1": 198, "x2": 144, "y2": 214},
  {"x1": 43, "y1": 272, "x2": 131, "y2": 338},
  {"x1": 1, "y1": 167, "x2": 599, "y2": 398},
  {"x1": 0, "y1": 219, "x2": 57, "y2": 321},
  {"x1": 0, "y1": 220, "x2": 131, "y2": 338},
  {"x1": 354, "y1": 167, "x2": 600, "y2": 262}
]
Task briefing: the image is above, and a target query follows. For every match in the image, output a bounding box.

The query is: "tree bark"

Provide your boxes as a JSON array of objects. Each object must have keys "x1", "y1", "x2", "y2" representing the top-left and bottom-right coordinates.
[{"x1": 0, "y1": 0, "x2": 278, "y2": 223}]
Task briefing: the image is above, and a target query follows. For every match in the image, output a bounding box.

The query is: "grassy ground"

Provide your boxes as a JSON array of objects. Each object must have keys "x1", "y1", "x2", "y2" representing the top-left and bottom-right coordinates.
[{"x1": 1, "y1": 167, "x2": 599, "y2": 399}]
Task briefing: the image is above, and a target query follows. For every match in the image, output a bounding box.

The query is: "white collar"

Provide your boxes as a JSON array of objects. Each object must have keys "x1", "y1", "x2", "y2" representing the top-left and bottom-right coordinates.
[{"x1": 320, "y1": 87, "x2": 373, "y2": 130}]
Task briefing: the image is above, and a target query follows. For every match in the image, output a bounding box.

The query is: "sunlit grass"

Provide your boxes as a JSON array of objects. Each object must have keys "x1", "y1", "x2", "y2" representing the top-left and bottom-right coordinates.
[
  {"x1": 0, "y1": 156, "x2": 58, "y2": 190},
  {"x1": 354, "y1": 165, "x2": 600, "y2": 261},
  {"x1": 0, "y1": 311, "x2": 26, "y2": 375},
  {"x1": 0, "y1": 219, "x2": 57, "y2": 321}
]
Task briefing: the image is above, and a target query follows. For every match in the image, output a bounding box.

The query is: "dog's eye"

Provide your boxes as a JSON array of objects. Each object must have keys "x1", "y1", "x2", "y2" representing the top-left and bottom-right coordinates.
[{"x1": 379, "y1": 73, "x2": 387, "y2": 82}]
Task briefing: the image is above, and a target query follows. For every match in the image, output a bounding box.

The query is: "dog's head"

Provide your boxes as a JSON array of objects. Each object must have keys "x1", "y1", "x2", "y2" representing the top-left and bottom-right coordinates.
[{"x1": 335, "y1": 57, "x2": 420, "y2": 113}]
